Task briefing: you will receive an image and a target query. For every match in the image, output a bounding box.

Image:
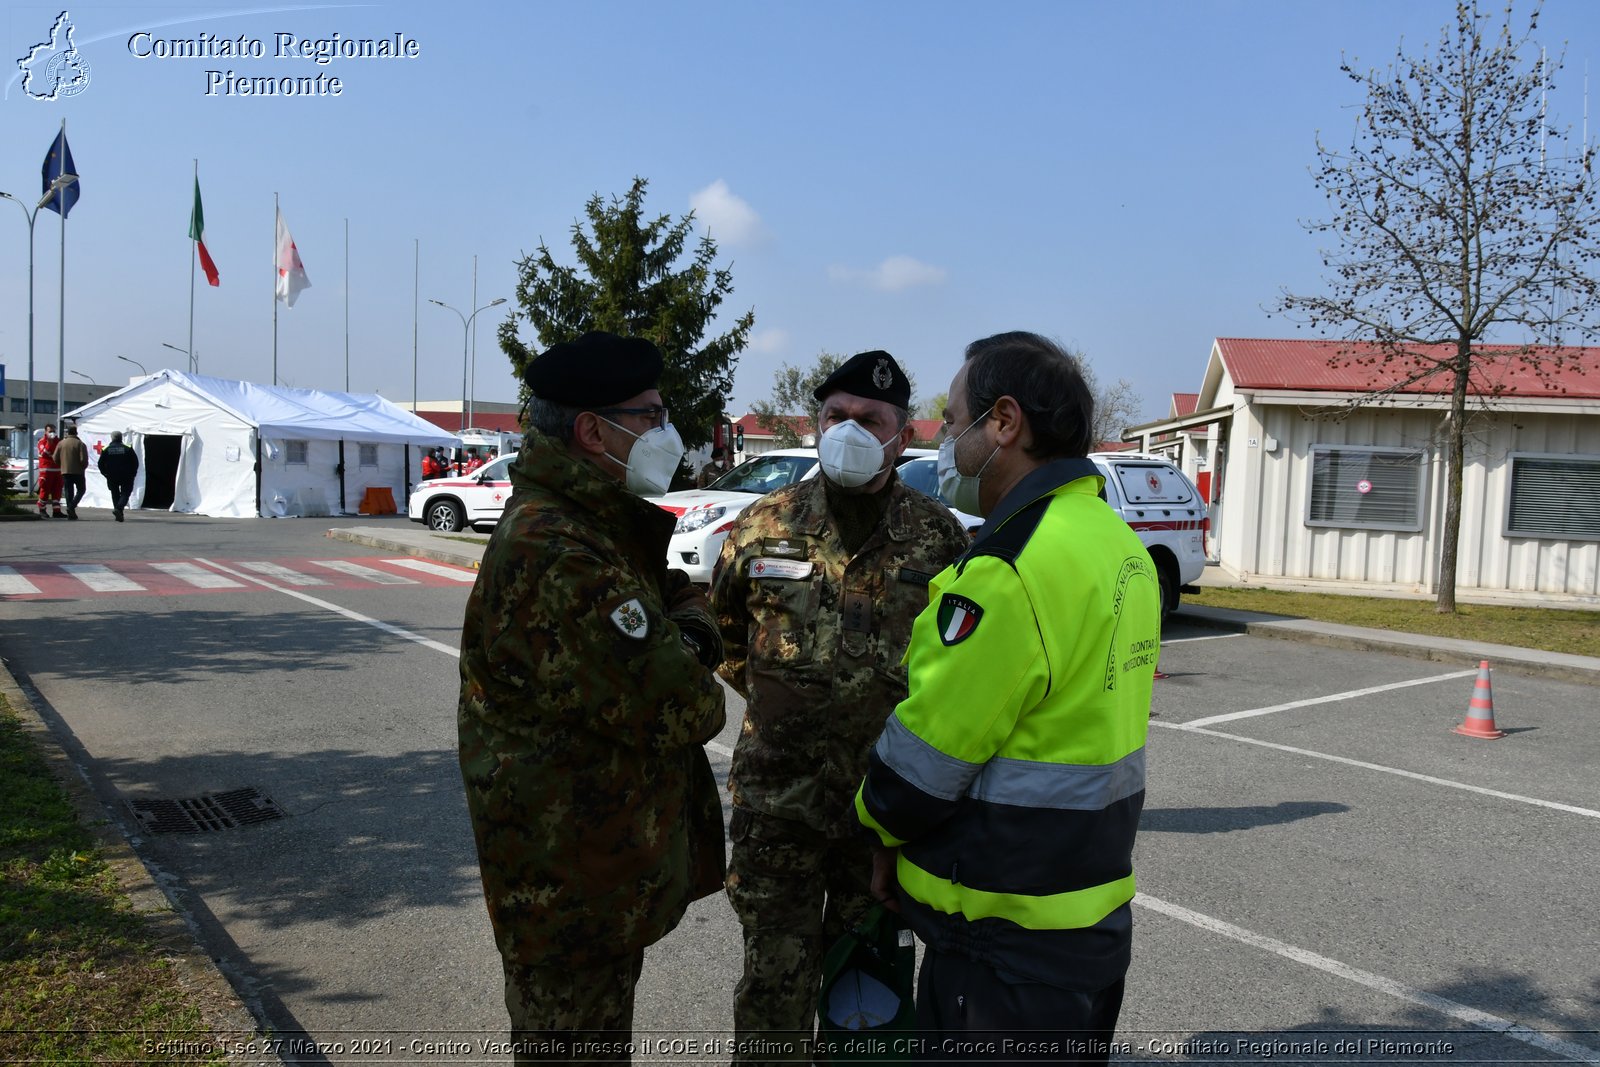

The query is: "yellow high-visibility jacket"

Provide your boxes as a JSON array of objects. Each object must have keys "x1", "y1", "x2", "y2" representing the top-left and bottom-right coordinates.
[{"x1": 856, "y1": 458, "x2": 1160, "y2": 988}]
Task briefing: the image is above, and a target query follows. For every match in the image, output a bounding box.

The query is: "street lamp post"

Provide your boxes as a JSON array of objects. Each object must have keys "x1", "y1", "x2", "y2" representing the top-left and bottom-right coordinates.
[
  {"x1": 70, "y1": 370, "x2": 95, "y2": 385},
  {"x1": 1, "y1": 174, "x2": 80, "y2": 494},
  {"x1": 428, "y1": 297, "x2": 505, "y2": 433},
  {"x1": 162, "y1": 342, "x2": 196, "y2": 374},
  {"x1": 116, "y1": 355, "x2": 147, "y2": 376}
]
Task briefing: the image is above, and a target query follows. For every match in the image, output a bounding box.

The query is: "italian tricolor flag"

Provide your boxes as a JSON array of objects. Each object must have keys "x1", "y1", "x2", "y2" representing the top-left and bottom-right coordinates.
[{"x1": 190, "y1": 177, "x2": 220, "y2": 286}]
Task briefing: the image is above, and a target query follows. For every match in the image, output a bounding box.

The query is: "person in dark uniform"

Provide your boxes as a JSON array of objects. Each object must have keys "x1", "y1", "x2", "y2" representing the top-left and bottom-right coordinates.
[
  {"x1": 458, "y1": 331, "x2": 727, "y2": 1065},
  {"x1": 96, "y1": 431, "x2": 139, "y2": 521}
]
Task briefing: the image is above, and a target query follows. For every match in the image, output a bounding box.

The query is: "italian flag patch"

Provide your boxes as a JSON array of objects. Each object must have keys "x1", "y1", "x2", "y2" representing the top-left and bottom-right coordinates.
[{"x1": 936, "y1": 594, "x2": 983, "y2": 646}]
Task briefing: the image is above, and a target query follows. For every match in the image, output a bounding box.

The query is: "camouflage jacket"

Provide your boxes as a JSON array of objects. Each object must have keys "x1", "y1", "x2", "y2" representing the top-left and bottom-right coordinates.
[
  {"x1": 711, "y1": 473, "x2": 968, "y2": 838},
  {"x1": 458, "y1": 430, "x2": 727, "y2": 968}
]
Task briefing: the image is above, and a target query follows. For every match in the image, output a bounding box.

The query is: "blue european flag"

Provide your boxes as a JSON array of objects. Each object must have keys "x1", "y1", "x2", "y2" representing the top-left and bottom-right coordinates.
[{"x1": 41, "y1": 129, "x2": 80, "y2": 219}]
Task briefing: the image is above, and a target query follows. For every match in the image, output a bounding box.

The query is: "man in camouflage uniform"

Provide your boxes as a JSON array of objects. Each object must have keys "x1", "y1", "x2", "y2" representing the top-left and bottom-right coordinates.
[
  {"x1": 459, "y1": 332, "x2": 727, "y2": 1065},
  {"x1": 711, "y1": 350, "x2": 969, "y2": 1060}
]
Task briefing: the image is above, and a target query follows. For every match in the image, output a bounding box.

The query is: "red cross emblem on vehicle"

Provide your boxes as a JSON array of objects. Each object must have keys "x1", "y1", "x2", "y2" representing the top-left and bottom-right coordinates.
[{"x1": 1147, "y1": 473, "x2": 1161, "y2": 492}]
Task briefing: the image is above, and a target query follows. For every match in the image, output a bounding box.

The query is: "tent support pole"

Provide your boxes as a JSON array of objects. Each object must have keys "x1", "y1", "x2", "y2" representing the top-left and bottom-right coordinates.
[
  {"x1": 338, "y1": 440, "x2": 347, "y2": 514},
  {"x1": 255, "y1": 436, "x2": 263, "y2": 517},
  {"x1": 404, "y1": 443, "x2": 412, "y2": 507}
]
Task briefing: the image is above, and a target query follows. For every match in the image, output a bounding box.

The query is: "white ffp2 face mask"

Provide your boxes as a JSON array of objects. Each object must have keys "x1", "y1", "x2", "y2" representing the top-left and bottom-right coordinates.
[
  {"x1": 603, "y1": 418, "x2": 686, "y2": 496},
  {"x1": 818, "y1": 420, "x2": 892, "y2": 488}
]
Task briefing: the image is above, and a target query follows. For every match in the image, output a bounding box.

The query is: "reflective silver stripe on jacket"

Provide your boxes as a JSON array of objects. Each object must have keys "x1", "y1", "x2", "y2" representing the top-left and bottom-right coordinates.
[
  {"x1": 876, "y1": 714, "x2": 982, "y2": 801},
  {"x1": 876, "y1": 715, "x2": 1145, "y2": 810},
  {"x1": 967, "y1": 747, "x2": 1145, "y2": 810}
]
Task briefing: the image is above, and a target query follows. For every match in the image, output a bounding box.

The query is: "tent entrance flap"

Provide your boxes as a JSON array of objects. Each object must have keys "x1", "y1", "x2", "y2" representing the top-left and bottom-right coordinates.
[{"x1": 141, "y1": 435, "x2": 183, "y2": 510}]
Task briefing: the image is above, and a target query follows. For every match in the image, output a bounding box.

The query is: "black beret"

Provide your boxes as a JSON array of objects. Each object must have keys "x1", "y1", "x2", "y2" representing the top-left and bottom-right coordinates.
[
  {"x1": 524, "y1": 331, "x2": 663, "y2": 406},
  {"x1": 813, "y1": 350, "x2": 910, "y2": 408}
]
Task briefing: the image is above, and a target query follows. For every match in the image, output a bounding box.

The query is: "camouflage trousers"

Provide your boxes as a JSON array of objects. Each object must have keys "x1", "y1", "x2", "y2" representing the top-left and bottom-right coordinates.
[
  {"x1": 725, "y1": 806, "x2": 876, "y2": 1065},
  {"x1": 501, "y1": 950, "x2": 644, "y2": 1066}
]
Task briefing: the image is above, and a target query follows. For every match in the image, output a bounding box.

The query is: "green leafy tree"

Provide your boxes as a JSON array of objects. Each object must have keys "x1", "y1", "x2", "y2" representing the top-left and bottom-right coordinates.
[
  {"x1": 751, "y1": 352, "x2": 920, "y2": 446},
  {"x1": 918, "y1": 394, "x2": 948, "y2": 421},
  {"x1": 1277, "y1": 2, "x2": 1600, "y2": 613},
  {"x1": 500, "y1": 177, "x2": 754, "y2": 452}
]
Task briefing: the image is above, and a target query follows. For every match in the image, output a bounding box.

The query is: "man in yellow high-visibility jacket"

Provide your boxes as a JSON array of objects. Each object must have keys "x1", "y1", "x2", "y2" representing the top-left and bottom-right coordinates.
[{"x1": 856, "y1": 330, "x2": 1160, "y2": 1062}]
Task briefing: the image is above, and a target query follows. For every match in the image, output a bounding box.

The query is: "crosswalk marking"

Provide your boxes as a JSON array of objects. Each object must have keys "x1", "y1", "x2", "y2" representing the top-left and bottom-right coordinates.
[
  {"x1": 0, "y1": 567, "x2": 42, "y2": 596},
  {"x1": 61, "y1": 563, "x2": 146, "y2": 593},
  {"x1": 381, "y1": 558, "x2": 476, "y2": 582},
  {"x1": 308, "y1": 559, "x2": 419, "y2": 585},
  {"x1": 0, "y1": 557, "x2": 473, "y2": 600},
  {"x1": 148, "y1": 562, "x2": 246, "y2": 589},
  {"x1": 236, "y1": 561, "x2": 330, "y2": 586}
]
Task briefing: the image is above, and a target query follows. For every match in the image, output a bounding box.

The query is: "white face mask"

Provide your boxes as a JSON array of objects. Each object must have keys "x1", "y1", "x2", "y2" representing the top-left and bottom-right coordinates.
[
  {"x1": 818, "y1": 419, "x2": 893, "y2": 488},
  {"x1": 602, "y1": 417, "x2": 686, "y2": 496},
  {"x1": 937, "y1": 406, "x2": 997, "y2": 516}
]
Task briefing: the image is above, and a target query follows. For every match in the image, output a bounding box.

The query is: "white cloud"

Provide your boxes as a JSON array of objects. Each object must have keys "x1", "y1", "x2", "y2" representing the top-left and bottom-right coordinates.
[
  {"x1": 828, "y1": 255, "x2": 948, "y2": 292},
  {"x1": 689, "y1": 180, "x2": 764, "y2": 246},
  {"x1": 746, "y1": 327, "x2": 789, "y2": 355}
]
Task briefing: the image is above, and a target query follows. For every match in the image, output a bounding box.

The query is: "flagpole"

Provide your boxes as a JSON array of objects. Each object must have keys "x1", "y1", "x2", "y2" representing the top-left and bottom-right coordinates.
[
  {"x1": 344, "y1": 217, "x2": 350, "y2": 392},
  {"x1": 412, "y1": 238, "x2": 419, "y2": 413},
  {"x1": 272, "y1": 192, "x2": 279, "y2": 386},
  {"x1": 56, "y1": 117, "x2": 67, "y2": 421},
  {"x1": 188, "y1": 160, "x2": 197, "y2": 376},
  {"x1": 469, "y1": 253, "x2": 477, "y2": 428}
]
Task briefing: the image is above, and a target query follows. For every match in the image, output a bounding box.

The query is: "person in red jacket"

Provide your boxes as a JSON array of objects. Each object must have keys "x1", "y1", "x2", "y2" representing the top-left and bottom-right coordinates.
[
  {"x1": 462, "y1": 447, "x2": 484, "y2": 474},
  {"x1": 36, "y1": 423, "x2": 65, "y2": 519},
  {"x1": 421, "y1": 448, "x2": 445, "y2": 480}
]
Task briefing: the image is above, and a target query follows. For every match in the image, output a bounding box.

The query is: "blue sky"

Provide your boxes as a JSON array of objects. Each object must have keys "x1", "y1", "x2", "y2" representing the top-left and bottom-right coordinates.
[{"x1": 4, "y1": 0, "x2": 1599, "y2": 424}]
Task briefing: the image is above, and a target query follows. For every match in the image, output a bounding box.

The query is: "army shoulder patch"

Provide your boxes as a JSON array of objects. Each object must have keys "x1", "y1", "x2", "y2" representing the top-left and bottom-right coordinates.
[
  {"x1": 609, "y1": 597, "x2": 650, "y2": 639},
  {"x1": 936, "y1": 594, "x2": 983, "y2": 646}
]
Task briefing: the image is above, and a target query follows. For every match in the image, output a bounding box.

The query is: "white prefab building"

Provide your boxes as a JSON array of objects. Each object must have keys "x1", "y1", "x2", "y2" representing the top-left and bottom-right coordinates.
[
  {"x1": 1127, "y1": 339, "x2": 1600, "y2": 606},
  {"x1": 64, "y1": 370, "x2": 457, "y2": 518}
]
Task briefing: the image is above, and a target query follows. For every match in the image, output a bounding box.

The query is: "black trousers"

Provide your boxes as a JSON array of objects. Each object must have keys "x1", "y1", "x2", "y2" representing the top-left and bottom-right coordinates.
[
  {"x1": 915, "y1": 947, "x2": 1126, "y2": 1064},
  {"x1": 108, "y1": 480, "x2": 134, "y2": 513},
  {"x1": 62, "y1": 473, "x2": 86, "y2": 512}
]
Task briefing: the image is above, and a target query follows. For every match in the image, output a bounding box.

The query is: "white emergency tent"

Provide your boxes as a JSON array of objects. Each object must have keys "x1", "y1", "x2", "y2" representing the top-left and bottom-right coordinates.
[{"x1": 64, "y1": 369, "x2": 457, "y2": 518}]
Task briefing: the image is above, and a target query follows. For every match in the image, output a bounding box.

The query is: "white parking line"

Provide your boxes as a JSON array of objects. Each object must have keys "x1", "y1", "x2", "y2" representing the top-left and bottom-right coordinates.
[
  {"x1": 193, "y1": 558, "x2": 460, "y2": 657},
  {"x1": 61, "y1": 563, "x2": 145, "y2": 593},
  {"x1": 1183, "y1": 669, "x2": 1478, "y2": 728},
  {"x1": 1160, "y1": 633, "x2": 1242, "y2": 644},
  {"x1": 0, "y1": 567, "x2": 42, "y2": 596},
  {"x1": 706, "y1": 740, "x2": 734, "y2": 758},
  {"x1": 1151, "y1": 720, "x2": 1600, "y2": 820},
  {"x1": 1134, "y1": 893, "x2": 1600, "y2": 1062}
]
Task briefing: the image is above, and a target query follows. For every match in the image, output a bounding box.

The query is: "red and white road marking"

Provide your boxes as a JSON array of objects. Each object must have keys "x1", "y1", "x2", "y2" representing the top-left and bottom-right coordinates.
[{"x1": 0, "y1": 557, "x2": 476, "y2": 600}]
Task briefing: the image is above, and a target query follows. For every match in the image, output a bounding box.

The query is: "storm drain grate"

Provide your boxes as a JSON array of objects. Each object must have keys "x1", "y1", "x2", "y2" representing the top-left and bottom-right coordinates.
[{"x1": 126, "y1": 787, "x2": 286, "y2": 834}]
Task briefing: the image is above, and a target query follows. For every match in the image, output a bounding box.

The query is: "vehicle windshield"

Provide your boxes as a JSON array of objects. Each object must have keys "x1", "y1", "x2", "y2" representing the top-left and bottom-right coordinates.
[
  {"x1": 897, "y1": 457, "x2": 954, "y2": 506},
  {"x1": 476, "y1": 455, "x2": 514, "y2": 481},
  {"x1": 708, "y1": 454, "x2": 819, "y2": 494}
]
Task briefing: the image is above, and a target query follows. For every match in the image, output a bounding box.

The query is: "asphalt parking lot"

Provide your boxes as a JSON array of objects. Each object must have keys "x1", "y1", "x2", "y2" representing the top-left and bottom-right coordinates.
[{"x1": 1111, "y1": 620, "x2": 1599, "y2": 1061}]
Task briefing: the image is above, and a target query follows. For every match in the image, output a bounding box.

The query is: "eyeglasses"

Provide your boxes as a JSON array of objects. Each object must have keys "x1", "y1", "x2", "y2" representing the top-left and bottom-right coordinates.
[{"x1": 594, "y1": 405, "x2": 669, "y2": 429}]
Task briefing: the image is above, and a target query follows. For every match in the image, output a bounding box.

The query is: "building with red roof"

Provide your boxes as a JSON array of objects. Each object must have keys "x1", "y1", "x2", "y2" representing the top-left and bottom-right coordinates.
[{"x1": 1124, "y1": 338, "x2": 1600, "y2": 605}]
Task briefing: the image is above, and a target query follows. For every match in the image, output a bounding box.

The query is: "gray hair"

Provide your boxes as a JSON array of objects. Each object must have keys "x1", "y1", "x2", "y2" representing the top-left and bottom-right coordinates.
[
  {"x1": 523, "y1": 396, "x2": 587, "y2": 445},
  {"x1": 110, "y1": 431, "x2": 124, "y2": 442}
]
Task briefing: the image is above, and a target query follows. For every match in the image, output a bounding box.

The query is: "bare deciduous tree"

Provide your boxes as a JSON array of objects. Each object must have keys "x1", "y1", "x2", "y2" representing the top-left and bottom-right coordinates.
[{"x1": 1278, "y1": 2, "x2": 1600, "y2": 612}]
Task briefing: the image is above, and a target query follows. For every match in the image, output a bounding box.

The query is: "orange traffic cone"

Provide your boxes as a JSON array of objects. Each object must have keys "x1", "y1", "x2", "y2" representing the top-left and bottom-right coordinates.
[{"x1": 1453, "y1": 660, "x2": 1505, "y2": 739}]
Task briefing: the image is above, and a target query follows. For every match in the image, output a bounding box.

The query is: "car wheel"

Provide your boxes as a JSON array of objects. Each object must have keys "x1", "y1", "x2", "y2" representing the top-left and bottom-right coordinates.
[
  {"x1": 1158, "y1": 563, "x2": 1178, "y2": 619},
  {"x1": 426, "y1": 499, "x2": 464, "y2": 532}
]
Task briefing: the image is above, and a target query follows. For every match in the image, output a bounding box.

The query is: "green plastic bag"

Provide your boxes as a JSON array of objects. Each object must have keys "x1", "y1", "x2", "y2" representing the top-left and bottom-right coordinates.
[{"x1": 815, "y1": 905, "x2": 917, "y2": 1065}]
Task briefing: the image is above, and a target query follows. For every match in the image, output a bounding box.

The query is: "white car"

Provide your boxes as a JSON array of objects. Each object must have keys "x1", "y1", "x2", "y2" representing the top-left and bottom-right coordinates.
[
  {"x1": 897, "y1": 451, "x2": 1208, "y2": 616},
  {"x1": 407, "y1": 452, "x2": 516, "y2": 532},
  {"x1": 647, "y1": 447, "x2": 935, "y2": 583}
]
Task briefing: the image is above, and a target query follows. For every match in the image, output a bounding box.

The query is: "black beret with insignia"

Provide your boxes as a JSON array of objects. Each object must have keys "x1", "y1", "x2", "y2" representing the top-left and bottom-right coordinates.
[
  {"x1": 813, "y1": 350, "x2": 910, "y2": 408},
  {"x1": 524, "y1": 331, "x2": 664, "y2": 406}
]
